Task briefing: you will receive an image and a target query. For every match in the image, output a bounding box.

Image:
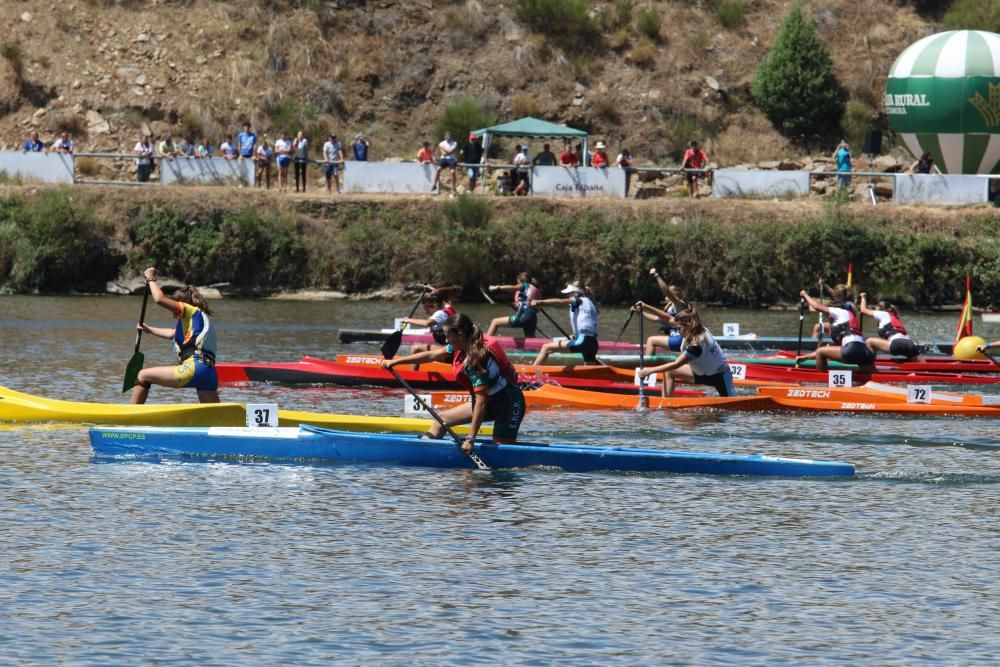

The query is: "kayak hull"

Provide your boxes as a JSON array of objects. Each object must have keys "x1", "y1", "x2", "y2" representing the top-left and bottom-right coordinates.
[{"x1": 89, "y1": 425, "x2": 855, "y2": 477}]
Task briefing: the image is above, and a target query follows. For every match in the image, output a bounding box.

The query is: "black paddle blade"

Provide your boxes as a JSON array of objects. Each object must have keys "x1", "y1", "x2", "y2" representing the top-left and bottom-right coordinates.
[
  {"x1": 122, "y1": 351, "x2": 144, "y2": 393},
  {"x1": 381, "y1": 330, "x2": 403, "y2": 360}
]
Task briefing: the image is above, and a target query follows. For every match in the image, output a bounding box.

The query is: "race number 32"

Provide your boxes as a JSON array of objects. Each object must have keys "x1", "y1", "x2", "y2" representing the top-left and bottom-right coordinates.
[
  {"x1": 246, "y1": 403, "x2": 279, "y2": 428},
  {"x1": 728, "y1": 363, "x2": 747, "y2": 380}
]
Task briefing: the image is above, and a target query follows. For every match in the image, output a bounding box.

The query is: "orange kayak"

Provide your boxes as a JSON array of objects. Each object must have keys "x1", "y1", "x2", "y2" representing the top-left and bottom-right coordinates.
[
  {"x1": 768, "y1": 397, "x2": 1000, "y2": 416},
  {"x1": 758, "y1": 382, "x2": 1000, "y2": 408}
]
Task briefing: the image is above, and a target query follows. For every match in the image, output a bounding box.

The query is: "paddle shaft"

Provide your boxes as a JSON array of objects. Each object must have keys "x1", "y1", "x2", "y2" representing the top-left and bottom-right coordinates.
[
  {"x1": 794, "y1": 297, "x2": 805, "y2": 368},
  {"x1": 637, "y1": 304, "x2": 646, "y2": 408},
  {"x1": 816, "y1": 280, "x2": 825, "y2": 343},
  {"x1": 384, "y1": 366, "x2": 489, "y2": 470},
  {"x1": 134, "y1": 284, "x2": 151, "y2": 353},
  {"x1": 537, "y1": 306, "x2": 571, "y2": 339},
  {"x1": 613, "y1": 309, "x2": 635, "y2": 343}
]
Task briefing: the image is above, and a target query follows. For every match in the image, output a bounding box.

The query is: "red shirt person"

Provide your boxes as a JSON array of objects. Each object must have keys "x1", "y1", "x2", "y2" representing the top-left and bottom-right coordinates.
[{"x1": 681, "y1": 140, "x2": 708, "y2": 197}]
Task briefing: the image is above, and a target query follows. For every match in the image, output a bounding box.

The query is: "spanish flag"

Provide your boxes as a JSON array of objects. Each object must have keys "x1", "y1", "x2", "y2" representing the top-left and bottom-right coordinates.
[{"x1": 954, "y1": 276, "x2": 973, "y2": 345}]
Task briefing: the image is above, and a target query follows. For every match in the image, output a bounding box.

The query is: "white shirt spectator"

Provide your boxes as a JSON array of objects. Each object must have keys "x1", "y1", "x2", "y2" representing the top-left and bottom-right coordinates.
[
  {"x1": 134, "y1": 141, "x2": 153, "y2": 165},
  {"x1": 220, "y1": 140, "x2": 237, "y2": 159}
]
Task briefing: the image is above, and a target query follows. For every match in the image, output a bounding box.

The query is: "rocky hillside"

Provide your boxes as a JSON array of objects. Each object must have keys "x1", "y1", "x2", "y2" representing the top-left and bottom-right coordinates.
[{"x1": 0, "y1": 0, "x2": 936, "y2": 169}]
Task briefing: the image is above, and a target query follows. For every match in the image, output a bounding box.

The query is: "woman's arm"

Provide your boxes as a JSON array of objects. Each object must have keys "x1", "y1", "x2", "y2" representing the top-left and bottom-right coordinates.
[
  {"x1": 857, "y1": 293, "x2": 876, "y2": 317},
  {"x1": 138, "y1": 323, "x2": 176, "y2": 340},
  {"x1": 530, "y1": 297, "x2": 571, "y2": 307},
  {"x1": 800, "y1": 290, "x2": 830, "y2": 315},
  {"x1": 488, "y1": 283, "x2": 519, "y2": 292},
  {"x1": 634, "y1": 301, "x2": 672, "y2": 322},
  {"x1": 143, "y1": 268, "x2": 183, "y2": 316},
  {"x1": 638, "y1": 354, "x2": 689, "y2": 377},
  {"x1": 381, "y1": 347, "x2": 450, "y2": 368},
  {"x1": 649, "y1": 268, "x2": 670, "y2": 297},
  {"x1": 401, "y1": 316, "x2": 433, "y2": 327}
]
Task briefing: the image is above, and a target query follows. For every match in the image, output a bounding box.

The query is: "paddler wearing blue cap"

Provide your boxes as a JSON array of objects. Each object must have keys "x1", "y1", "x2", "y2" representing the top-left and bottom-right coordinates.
[{"x1": 529, "y1": 283, "x2": 600, "y2": 368}]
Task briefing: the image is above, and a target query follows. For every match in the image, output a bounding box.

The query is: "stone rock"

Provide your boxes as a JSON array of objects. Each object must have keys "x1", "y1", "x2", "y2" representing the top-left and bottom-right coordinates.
[
  {"x1": 705, "y1": 76, "x2": 720, "y2": 91},
  {"x1": 116, "y1": 66, "x2": 139, "y2": 79},
  {"x1": 136, "y1": 74, "x2": 147, "y2": 86},
  {"x1": 72, "y1": 79, "x2": 81, "y2": 89},
  {"x1": 572, "y1": 95, "x2": 583, "y2": 106},
  {"x1": 874, "y1": 181, "x2": 894, "y2": 198},
  {"x1": 777, "y1": 159, "x2": 804, "y2": 170},
  {"x1": 33, "y1": 107, "x2": 46, "y2": 118},
  {"x1": 140, "y1": 122, "x2": 151, "y2": 137},
  {"x1": 86, "y1": 109, "x2": 111, "y2": 134},
  {"x1": 501, "y1": 19, "x2": 523, "y2": 42},
  {"x1": 873, "y1": 155, "x2": 901, "y2": 172},
  {"x1": 134, "y1": 33, "x2": 149, "y2": 42},
  {"x1": 811, "y1": 180, "x2": 828, "y2": 195},
  {"x1": 0, "y1": 59, "x2": 23, "y2": 115},
  {"x1": 758, "y1": 160, "x2": 780, "y2": 170},
  {"x1": 21, "y1": 12, "x2": 32, "y2": 22},
  {"x1": 638, "y1": 169, "x2": 663, "y2": 183},
  {"x1": 635, "y1": 184, "x2": 668, "y2": 199}
]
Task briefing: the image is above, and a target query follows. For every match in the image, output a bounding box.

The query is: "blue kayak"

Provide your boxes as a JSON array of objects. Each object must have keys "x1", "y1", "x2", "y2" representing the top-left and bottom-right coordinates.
[{"x1": 89, "y1": 425, "x2": 855, "y2": 478}]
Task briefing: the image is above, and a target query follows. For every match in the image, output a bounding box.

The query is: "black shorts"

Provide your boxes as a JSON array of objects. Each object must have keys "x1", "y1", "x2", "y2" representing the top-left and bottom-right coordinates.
[
  {"x1": 841, "y1": 341, "x2": 875, "y2": 366},
  {"x1": 889, "y1": 337, "x2": 920, "y2": 359},
  {"x1": 439, "y1": 156, "x2": 457, "y2": 169},
  {"x1": 684, "y1": 169, "x2": 701, "y2": 184},
  {"x1": 508, "y1": 310, "x2": 538, "y2": 338},
  {"x1": 432, "y1": 329, "x2": 447, "y2": 345},
  {"x1": 692, "y1": 371, "x2": 733, "y2": 397},
  {"x1": 567, "y1": 335, "x2": 599, "y2": 363},
  {"x1": 475, "y1": 383, "x2": 525, "y2": 442}
]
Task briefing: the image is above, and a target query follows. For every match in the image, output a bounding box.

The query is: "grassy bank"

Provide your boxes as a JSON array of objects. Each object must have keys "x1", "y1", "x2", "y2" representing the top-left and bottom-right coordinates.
[{"x1": 0, "y1": 186, "x2": 997, "y2": 308}]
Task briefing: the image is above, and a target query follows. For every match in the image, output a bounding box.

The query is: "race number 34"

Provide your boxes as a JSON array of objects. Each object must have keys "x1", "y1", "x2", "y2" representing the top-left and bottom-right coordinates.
[
  {"x1": 828, "y1": 370, "x2": 852, "y2": 388},
  {"x1": 246, "y1": 403, "x2": 279, "y2": 428}
]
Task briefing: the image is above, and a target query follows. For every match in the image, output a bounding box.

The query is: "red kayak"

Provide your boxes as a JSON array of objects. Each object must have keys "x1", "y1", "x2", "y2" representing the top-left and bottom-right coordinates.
[
  {"x1": 736, "y1": 362, "x2": 1000, "y2": 385},
  {"x1": 768, "y1": 349, "x2": 998, "y2": 373}
]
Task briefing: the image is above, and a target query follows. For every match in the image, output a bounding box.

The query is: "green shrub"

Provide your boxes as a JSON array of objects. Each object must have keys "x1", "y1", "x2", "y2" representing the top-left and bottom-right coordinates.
[
  {"x1": 435, "y1": 98, "x2": 497, "y2": 145},
  {"x1": 716, "y1": 0, "x2": 745, "y2": 28},
  {"x1": 0, "y1": 41, "x2": 23, "y2": 76},
  {"x1": 513, "y1": 0, "x2": 602, "y2": 55},
  {"x1": 636, "y1": 6, "x2": 662, "y2": 41},
  {"x1": 942, "y1": 0, "x2": 1000, "y2": 30},
  {"x1": 442, "y1": 195, "x2": 492, "y2": 230},
  {"x1": 751, "y1": 2, "x2": 843, "y2": 144}
]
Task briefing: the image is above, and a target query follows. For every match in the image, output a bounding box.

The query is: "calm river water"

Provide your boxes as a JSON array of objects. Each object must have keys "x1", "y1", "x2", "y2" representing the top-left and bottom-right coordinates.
[{"x1": 1, "y1": 295, "x2": 998, "y2": 665}]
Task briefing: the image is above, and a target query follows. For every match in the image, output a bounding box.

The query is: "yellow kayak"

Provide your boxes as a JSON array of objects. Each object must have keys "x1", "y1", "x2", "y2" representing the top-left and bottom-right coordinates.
[{"x1": 0, "y1": 385, "x2": 487, "y2": 435}]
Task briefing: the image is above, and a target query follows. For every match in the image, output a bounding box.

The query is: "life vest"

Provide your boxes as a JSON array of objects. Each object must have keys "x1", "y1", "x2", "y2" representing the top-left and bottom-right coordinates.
[
  {"x1": 829, "y1": 306, "x2": 862, "y2": 345},
  {"x1": 450, "y1": 336, "x2": 518, "y2": 394},
  {"x1": 876, "y1": 311, "x2": 908, "y2": 339},
  {"x1": 173, "y1": 303, "x2": 217, "y2": 364}
]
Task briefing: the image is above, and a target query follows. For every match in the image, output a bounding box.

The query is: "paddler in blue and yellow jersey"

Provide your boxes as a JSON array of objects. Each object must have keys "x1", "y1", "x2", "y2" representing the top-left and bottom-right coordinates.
[
  {"x1": 795, "y1": 287, "x2": 876, "y2": 373},
  {"x1": 131, "y1": 266, "x2": 220, "y2": 405},
  {"x1": 383, "y1": 313, "x2": 525, "y2": 453},
  {"x1": 637, "y1": 308, "x2": 735, "y2": 398}
]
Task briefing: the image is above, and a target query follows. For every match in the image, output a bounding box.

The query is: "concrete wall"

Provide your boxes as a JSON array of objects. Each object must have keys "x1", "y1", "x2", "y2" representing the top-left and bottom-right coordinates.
[
  {"x1": 893, "y1": 173, "x2": 987, "y2": 205},
  {"x1": 343, "y1": 161, "x2": 435, "y2": 194},
  {"x1": 531, "y1": 166, "x2": 626, "y2": 198},
  {"x1": 0, "y1": 151, "x2": 74, "y2": 184},
  {"x1": 712, "y1": 169, "x2": 811, "y2": 198},
  {"x1": 159, "y1": 157, "x2": 255, "y2": 186}
]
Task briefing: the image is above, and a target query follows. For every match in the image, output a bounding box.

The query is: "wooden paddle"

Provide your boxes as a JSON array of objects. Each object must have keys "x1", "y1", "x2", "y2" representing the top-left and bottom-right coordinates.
[
  {"x1": 381, "y1": 363, "x2": 489, "y2": 470},
  {"x1": 637, "y1": 303, "x2": 647, "y2": 410},
  {"x1": 381, "y1": 286, "x2": 428, "y2": 360},
  {"x1": 794, "y1": 297, "x2": 806, "y2": 369},
  {"x1": 613, "y1": 308, "x2": 635, "y2": 343},
  {"x1": 122, "y1": 284, "x2": 151, "y2": 393}
]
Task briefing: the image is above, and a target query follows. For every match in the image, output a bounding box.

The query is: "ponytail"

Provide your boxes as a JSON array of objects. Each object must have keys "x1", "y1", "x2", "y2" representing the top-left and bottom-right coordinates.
[
  {"x1": 673, "y1": 308, "x2": 705, "y2": 346},
  {"x1": 877, "y1": 300, "x2": 899, "y2": 317},
  {"x1": 174, "y1": 285, "x2": 213, "y2": 316},
  {"x1": 447, "y1": 313, "x2": 489, "y2": 373}
]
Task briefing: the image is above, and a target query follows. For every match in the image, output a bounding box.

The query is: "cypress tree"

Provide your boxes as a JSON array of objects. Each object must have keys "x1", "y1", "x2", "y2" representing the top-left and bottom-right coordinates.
[{"x1": 751, "y1": 2, "x2": 843, "y2": 144}]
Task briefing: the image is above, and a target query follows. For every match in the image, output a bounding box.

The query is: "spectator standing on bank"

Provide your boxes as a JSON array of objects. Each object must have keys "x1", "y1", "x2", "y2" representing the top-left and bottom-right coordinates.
[
  {"x1": 462, "y1": 133, "x2": 484, "y2": 192},
  {"x1": 134, "y1": 135, "x2": 154, "y2": 183},
  {"x1": 907, "y1": 151, "x2": 942, "y2": 176},
  {"x1": 237, "y1": 122, "x2": 257, "y2": 160},
  {"x1": 592, "y1": 141, "x2": 609, "y2": 168},
  {"x1": 833, "y1": 140, "x2": 852, "y2": 189},
  {"x1": 274, "y1": 130, "x2": 293, "y2": 193},
  {"x1": 351, "y1": 133, "x2": 370, "y2": 161},
  {"x1": 157, "y1": 134, "x2": 177, "y2": 160},
  {"x1": 195, "y1": 138, "x2": 213, "y2": 158},
  {"x1": 322, "y1": 132, "x2": 344, "y2": 194},
  {"x1": 255, "y1": 136, "x2": 273, "y2": 189},
  {"x1": 512, "y1": 144, "x2": 531, "y2": 196},
  {"x1": 559, "y1": 142, "x2": 579, "y2": 166},
  {"x1": 21, "y1": 130, "x2": 45, "y2": 152},
  {"x1": 432, "y1": 131, "x2": 458, "y2": 194},
  {"x1": 533, "y1": 143, "x2": 557, "y2": 167},
  {"x1": 616, "y1": 147, "x2": 634, "y2": 196},
  {"x1": 52, "y1": 132, "x2": 74, "y2": 154},
  {"x1": 417, "y1": 141, "x2": 435, "y2": 164},
  {"x1": 292, "y1": 131, "x2": 309, "y2": 193},
  {"x1": 178, "y1": 135, "x2": 196, "y2": 158},
  {"x1": 681, "y1": 140, "x2": 708, "y2": 197},
  {"x1": 220, "y1": 135, "x2": 237, "y2": 159}
]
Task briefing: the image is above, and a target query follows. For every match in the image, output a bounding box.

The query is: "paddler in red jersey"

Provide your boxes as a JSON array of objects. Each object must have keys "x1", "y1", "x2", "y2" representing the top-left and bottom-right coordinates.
[
  {"x1": 795, "y1": 287, "x2": 876, "y2": 373},
  {"x1": 382, "y1": 313, "x2": 526, "y2": 453},
  {"x1": 858, "y1": 293, "x2": 923, "y2": 361},
  {"x1": 400, "y1": 285, "x2": 462, "y2": 353}
]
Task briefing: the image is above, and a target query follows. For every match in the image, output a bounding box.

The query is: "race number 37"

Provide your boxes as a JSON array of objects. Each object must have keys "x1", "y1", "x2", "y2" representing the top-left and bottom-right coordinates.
[{"x1": 246, "y1": 403, "x2": 279, "y2": 428}]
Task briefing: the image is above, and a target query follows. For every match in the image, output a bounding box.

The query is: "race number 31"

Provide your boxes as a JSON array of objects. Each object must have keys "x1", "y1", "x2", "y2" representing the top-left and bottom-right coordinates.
[{"x1": 246, "y1": 403, "x2": 279, "y2": 428}]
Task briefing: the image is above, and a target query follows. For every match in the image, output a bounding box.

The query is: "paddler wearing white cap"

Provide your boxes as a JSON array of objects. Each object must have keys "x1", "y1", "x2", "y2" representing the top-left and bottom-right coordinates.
[{"x1": 529, "y1": 283, "x2": 600, "y2": 367}]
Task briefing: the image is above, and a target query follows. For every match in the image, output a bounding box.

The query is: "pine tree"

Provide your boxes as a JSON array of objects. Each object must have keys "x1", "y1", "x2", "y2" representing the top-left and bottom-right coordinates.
[{"x1": 751, "y1": 3, "x2": 843, "y2": 144}]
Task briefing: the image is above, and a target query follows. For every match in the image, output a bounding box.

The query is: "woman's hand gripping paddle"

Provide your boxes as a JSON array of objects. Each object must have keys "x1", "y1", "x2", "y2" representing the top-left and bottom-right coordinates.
[
  {"x1": 122, "y1": 284, "x2": 151, "y2": 393},
  {"x1": 381, "y1": 287, "x2": 428, "y2": 360}
]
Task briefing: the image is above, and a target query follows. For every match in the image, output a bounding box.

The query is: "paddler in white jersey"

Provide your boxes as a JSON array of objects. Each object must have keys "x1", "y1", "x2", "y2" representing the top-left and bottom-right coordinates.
[
  {"x1": 529, "y1": 283, "x2": 600, "y2": 368},
  {"x1": 638, "y1": 308, "x2": 734, "y2": 397},
  {"x1": 795, "y1": 287, "x2": 876, "y2": 373}
]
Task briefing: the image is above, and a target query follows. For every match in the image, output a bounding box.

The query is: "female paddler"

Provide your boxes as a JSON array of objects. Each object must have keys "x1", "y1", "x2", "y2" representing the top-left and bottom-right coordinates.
[
  {"x1": 530, "y1": 283, "x2": 600, "y2": 367},
  {"x1": 131, "y1": 267, "x2": 220, "y2": 404},
  {"x1": 858, "y1": 293, "x2": 923, "y2": 361},
  {"x1": 795, "y1": 287, "x2": 876, "y2": 373},
  {"x1": 637, "y1": 308, "x2": 735, "y2": 397},
  {"x1": 381, "y1": 313, "x2": 525, "y2": 453},
  {"x1": 400, "y1": 285, "x2": 461, "y2": 353},
  {"x1": 639, "y1": 271, "x2": 691, "y2": 354},
  {"x1": 486, "y1": 272, "x2": 542, "y2": 338}
]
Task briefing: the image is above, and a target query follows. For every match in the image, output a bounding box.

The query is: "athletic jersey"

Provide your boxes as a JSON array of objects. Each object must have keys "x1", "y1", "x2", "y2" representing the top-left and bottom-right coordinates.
[
  {"x1": 447, "y1": 337, "x2": 518, "y2": 396},
  {"x1": 515, "y1": 282, "x2": 541, "y2": 312},
  {"x1": 569, "y1": 295, "x2": 599, "y2": 337},
  {"x1": 828, "y1": 306, "x2": 864, "y2": 346},
  {"x1": 173, "y1": 303, "x2": 216, "y2": 363},
  {"x1": 428, "y1": 307, "x2": 451, "y2": 336},
  {"x1": 680, "y1": 329, "x2": 728, "y2": 376},
  {"x1": 659, "y1": 302, "x2": 683, "y2": 335},
  {"x1": 872, "y1": 310, "x2": 909, "y2": 341}
]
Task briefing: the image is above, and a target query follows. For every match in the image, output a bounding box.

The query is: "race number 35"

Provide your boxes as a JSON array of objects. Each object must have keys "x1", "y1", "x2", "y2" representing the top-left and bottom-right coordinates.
[
  {"x1": 246, "y1": 403, "x2": 279, "y2": 428},
  {"x1": 828, "y1": 370, "x2": 852, "y2": 388}
]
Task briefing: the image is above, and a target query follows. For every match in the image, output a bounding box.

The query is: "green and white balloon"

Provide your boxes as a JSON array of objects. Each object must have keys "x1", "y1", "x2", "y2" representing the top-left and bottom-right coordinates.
[{"x1": 886, "y1": 30, "x2": 1000, "y2": 174}]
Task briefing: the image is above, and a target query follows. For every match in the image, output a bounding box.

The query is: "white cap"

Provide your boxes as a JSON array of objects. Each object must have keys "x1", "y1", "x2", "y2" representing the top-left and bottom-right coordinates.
[{"x1": 561, "y1": 284, "x2": 584, "y2": 295}]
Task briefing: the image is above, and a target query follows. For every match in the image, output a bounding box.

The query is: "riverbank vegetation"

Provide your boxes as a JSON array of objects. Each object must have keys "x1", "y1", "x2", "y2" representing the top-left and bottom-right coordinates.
[{"x1": 0, "y1": 186, "x2": 997, "y2": 308}]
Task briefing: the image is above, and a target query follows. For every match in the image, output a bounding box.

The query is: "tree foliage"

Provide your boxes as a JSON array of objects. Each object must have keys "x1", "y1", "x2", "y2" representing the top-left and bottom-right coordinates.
[
  {"x1": 751, "y1": 3, "x2": 843, "y2": 145},
  {"x1": 942, "y1": 0, "x2": 1000, "y2": 31}
]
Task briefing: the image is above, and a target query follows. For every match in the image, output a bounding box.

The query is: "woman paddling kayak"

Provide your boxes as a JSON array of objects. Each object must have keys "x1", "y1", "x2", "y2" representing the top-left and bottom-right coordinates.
[
  {"x1": 796, "y1": 288, "x2": 876, "y2": 373},
  {"x1": 811, "y1": 281, "x2": 856, "y2": 340},
  {"x1": 382, "y1": 313, "x2": 525, "y2": 453},
  {"x1": 637, "y1": 308, "x2": 734, "y2": 397},
  {"x1": 530, "y1": 283, "x2": 600, "y2": 367},
  {"x1": 400, "y1": 285, "x2": 461, "y2": 353},
  {"x1": 485, "y1": 272, "x2": 542, "y2": 338},
  {"x1": 131, "y1": 267, "x2": 220, "y2": 405},
  {"x1": 858, "y1": 293, "x2": 923, "y2": 361}
]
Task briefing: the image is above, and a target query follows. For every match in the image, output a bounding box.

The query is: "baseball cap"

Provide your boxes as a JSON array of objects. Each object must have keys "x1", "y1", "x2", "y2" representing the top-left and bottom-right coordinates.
[{"x1": 469, "y1": 133, "x2": 478, "y2": 140}]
